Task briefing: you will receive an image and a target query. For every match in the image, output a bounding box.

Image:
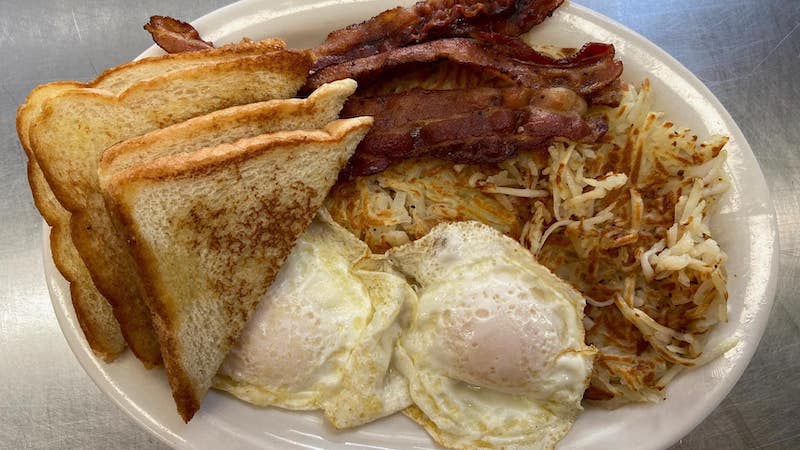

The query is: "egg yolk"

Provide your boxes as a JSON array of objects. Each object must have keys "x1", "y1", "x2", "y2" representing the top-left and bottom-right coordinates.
[{"x1": 434, "y1": 284, "x2": 563, "y2": 395}]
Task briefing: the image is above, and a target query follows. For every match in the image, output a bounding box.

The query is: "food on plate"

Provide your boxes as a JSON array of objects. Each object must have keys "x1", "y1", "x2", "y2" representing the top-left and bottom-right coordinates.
[
  {"x1": 339, "y1": 86, "x2": 607, "y2": 177},
  {"x1": 101, "y1": 117, "x2": 372, "y2": 421},
  {"x1": 26, "y1": 40, "x2": 312, "y2": 367},
  {"x1": 554, "y1": 82, "x2": 731, "y2": 402},
  {"x1": 144, "y1": 1, "x2": 624, "y2": 184},
  {"x1": 388, "y1": 221, "x2": 595, "y2": 449},
  {"x1": 327, "y1": 80, "x2": 732, "y2": 405},
  {"x1": 18, "y1": 84, "x2": 126, "y2": 360},
  {"x1": 215, "y1": 210, "x2": 415, "y2": 428},
  {"x1": 310, "y1": 16, "x2": 625, "y2": 187},
  {"x1": 144, "y1": 16, "x2": 213, "y2": 53},
  {"x1": 216, "y1": 212, "x2": 597, "y2": 445},
  {"x1": 19, "y1": 0, "x2": 735, "y2": 446},
  {"x1": 143, "y1": 0, "x2": 565, "y2": 63},
  {"x1": 306, "y1": 38, "x2": 622, "y2": 97},
  {"x1": 99, "y1": 79, "x2": 359, "y2": 177},
  {"x1": 311, "y1": 0, "x2": 564, "y2": 71}
]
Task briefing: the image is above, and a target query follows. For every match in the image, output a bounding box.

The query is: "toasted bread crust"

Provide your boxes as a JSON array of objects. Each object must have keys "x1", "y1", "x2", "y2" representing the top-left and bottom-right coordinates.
[
  {"x1": 99, "y1": 79, "x2": 358, "y2": 179},
  {"x1": 112, "y1": 122, "x2": 368, "y2": 183},
  {"x1": 33, "y1": 52, "x2": 314, "y2": 210},
  {"x1": 58, "y1": 239, "x2": 128, "y2": 361},
  {"x1": 47, "y1": 190, "x2": 127, "y2": 361},
  {"x1": 18, "y1": 84, "x2": 82, "y2": 226},
  {"x1": 18, "y1": 84, "x2": 127, "y2": 362},
  {"x1": 93, "y1": 38, "x2": 287, "y2": 88},
  {"x1": 68, "y1": 210, "x2": 164, "y2": 365},
  {"x1": 105, "y1": 118, "x2": 372, "y2": 421},
  {"x1": 22, "y1": 85, "x2": 163, "y2": 366}
]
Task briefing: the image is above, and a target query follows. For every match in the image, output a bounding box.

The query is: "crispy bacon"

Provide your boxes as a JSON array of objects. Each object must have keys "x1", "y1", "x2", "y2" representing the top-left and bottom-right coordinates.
[
  {"x1": 474, "y1": 32, "x2": 611, "y2": 66},
  {"x1": 144, "y1": 16, "x2": 213, "y2": 53},
  {"x1": 588, "y1": 79, "x2": 623, "y2": 106},
  {"x1": 476, "y1": 33, "x2": 624, "y2": 105},
  {"x1": 340, "y1": 87, "x2": 607, "y2": 177},
  {"x1": 313, "y1": 0, "x2": 564, "y2": 71},
  {"x1": 307, "y1": 38, "x2": 623, "y2": 98},
  {"x1": 140, "y1": 6, "x2": 622, "y2": 177}
]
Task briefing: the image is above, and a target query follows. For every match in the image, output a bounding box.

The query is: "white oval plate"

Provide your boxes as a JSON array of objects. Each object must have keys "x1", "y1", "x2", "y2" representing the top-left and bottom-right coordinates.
[{"x1": 45, "y1": 1, "x2": 779, "y2": 449}]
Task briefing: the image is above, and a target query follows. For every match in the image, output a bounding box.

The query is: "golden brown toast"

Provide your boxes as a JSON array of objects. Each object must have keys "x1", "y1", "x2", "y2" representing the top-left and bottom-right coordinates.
[
  {"x1": 18, "y1": 83, "x2": 126, "y2": 361},
  {"x1": 99, "y1": 79, "x2": 358, "y2": 179},
  {"x1": 17, "y1": 39, "x2": 290, "y2": 363},
  {"x1": 102, "y1": 117, "x2": 373, "y2": 421},
  {"x1": 25, "y1": 42, "x2": 312, "y2": 367}
]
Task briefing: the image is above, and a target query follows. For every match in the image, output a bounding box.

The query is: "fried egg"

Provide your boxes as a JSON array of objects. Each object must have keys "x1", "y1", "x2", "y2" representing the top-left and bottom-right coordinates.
[
  {"x1": 387, "y1": 221, "x2": 596, "y2": 450},
  {"x1": 214, "y1": 210, "x2": 414, "y2": 428}
]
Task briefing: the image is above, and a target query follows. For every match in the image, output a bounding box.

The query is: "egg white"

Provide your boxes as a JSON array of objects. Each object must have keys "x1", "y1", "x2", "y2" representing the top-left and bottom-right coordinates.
[
  {"x1": 319, "y1": 257, "x2": 417, "y2": 428},
  {"x1": 214, "y1": 210, "x2": 414, "y2": 428},
  {"x1": 388, "y1": 221, "x2": 596, "y2": 450}
]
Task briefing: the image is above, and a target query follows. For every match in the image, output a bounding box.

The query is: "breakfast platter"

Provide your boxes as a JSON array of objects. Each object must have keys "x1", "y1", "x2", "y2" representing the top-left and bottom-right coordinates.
[{"x1": 37, "y1": 0, "x2": 778, "y2": 449}]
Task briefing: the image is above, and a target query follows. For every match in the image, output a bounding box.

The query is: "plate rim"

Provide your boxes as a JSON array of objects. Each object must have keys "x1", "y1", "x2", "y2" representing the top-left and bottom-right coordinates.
[{"x1": 44, "y1": 1, "x2": 780, "y2": 449}]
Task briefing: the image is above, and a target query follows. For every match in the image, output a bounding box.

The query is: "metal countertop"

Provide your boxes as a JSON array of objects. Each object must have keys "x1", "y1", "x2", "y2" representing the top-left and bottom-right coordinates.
[{"x1": 1, "y1": 0, "x2": 797, "y2": 448}]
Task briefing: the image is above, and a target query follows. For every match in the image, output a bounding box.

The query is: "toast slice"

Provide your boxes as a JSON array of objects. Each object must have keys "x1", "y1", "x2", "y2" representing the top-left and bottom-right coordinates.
[
  {"x1": 27, "y1": 45, "x2": 312, "y2": 367},
  {"x1": 31, "y1": 161, "x2": 127, "y2": 361},
  {"x1": 18, "y1": 83, "x2": 126, "y2": 361},
  {"x1": 94, "y1": 77, "x2": 356, "y2": 363},
  {"x1": 92, "y1": 38, "x2": 286, "y2": 92},
  {"x1": 102, "y1": 117, "x2": 373, "y2": 421},
  {"x1": 99, "y1": 79, "x2": 357, "y2": 179}
]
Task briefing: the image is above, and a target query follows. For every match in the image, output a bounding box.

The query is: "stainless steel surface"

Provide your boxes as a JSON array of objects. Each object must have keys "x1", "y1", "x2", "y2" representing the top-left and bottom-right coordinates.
[{"x1": 0, "y1": 0, "x2": 797, "y2": 448}]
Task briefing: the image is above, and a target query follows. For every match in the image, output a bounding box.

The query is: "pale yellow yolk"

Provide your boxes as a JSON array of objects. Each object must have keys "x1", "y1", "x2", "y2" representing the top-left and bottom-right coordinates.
[{"x1": 433, "y1": 284, "x2": 563, "y2": 395}]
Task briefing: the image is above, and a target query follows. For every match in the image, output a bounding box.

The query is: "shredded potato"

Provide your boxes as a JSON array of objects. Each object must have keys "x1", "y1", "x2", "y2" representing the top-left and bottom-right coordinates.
[{"x1": 325, "y1": 81, "x2": 730, "y2": 405}]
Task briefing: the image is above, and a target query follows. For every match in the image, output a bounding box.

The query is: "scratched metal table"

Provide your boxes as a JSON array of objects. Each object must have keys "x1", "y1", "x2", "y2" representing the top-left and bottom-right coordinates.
[{"x1": 0, "y1": 0, "x2": 797, "y2": 448}]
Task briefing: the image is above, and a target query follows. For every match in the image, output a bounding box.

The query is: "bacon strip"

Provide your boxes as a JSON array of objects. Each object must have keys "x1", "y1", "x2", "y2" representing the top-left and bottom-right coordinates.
[
  {"x1": 144, "y1": 16, "x2": 213, "y2": 53},
  {"x1": 588, "y1": 79, "x2": 623, "y2": 106},
  {"x1": 307, "y1": 38, "x2": 623, "y2": 98},
  {"x1": 474, "y1": 32, "x2": 612, "y2": 66},
  {"x1": 340, "y1": 87, "x2": 607, "y2": 177},
  {"x1": 476, "y1": 33, "x2": 625, "y2": 105},
  {"x1": 313, "y1": 0, "x2": 564, "y2": 71}
]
